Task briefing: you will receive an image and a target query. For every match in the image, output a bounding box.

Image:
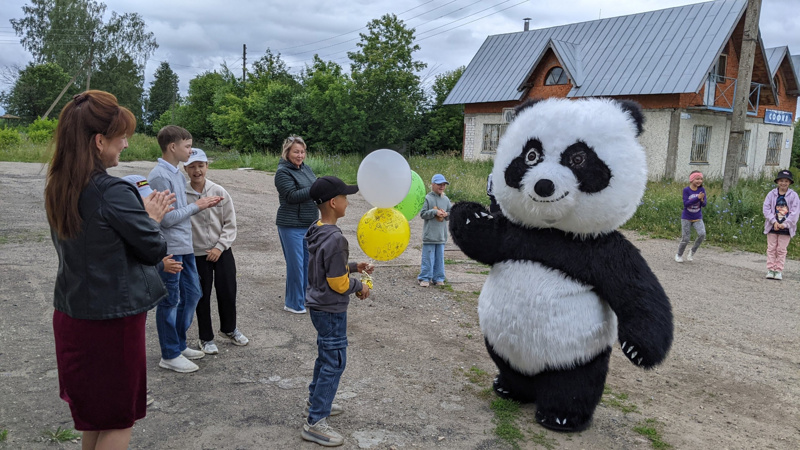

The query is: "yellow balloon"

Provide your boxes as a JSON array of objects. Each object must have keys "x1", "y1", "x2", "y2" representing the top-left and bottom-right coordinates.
[{"x1": 357, "y1": 208, "x2": 411, "y2": 261}]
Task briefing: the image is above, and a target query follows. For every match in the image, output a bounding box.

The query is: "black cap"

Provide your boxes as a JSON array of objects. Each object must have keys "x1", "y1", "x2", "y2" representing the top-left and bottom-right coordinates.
[
  {"x1": 774, "y1": 170, "x2": 794, "y2": 184},
  {"x1": 310, "y1": 176, "x2": 359, "y2": 205}
]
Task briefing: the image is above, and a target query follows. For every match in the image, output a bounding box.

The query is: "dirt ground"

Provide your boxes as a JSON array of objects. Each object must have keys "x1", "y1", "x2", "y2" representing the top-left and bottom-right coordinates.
[{"x1": 0, "y1": 160, "x2": 798, "y2": 450}]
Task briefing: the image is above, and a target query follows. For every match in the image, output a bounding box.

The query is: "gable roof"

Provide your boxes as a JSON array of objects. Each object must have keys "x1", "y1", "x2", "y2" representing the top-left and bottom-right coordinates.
[
  {"x1": 446, "y1": 0, "x2": 752, "y2": 105},
  {"x1": 765, "y1": 47, "x2": 800, "y2": 95}
]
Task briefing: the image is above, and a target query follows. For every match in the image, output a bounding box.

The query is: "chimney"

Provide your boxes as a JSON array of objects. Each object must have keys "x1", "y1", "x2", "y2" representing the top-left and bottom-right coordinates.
[{"x1": 524, "y1": 18, "x2": 531, "y2": 31}]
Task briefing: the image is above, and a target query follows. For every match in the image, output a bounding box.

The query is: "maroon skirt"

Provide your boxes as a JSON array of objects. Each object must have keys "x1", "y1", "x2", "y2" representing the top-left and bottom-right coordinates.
[{"x1": 53, "y1": 310, "x2": 148, "y2": 431}]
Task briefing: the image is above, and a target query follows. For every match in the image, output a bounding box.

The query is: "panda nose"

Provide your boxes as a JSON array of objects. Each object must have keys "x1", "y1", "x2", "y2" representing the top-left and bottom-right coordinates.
[{"x1": 534, "y1": 179, "x2": 555, "y2": 197}]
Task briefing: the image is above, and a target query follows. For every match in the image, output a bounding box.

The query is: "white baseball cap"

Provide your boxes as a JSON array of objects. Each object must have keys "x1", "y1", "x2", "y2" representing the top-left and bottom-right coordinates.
[{"x1": 186, "y1": 148, "x2": 208, "y2": 165}]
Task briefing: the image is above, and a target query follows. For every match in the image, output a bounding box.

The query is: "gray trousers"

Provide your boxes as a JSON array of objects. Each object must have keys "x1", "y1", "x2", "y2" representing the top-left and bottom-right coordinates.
[{"x1": 677, "y1": 219, "x2": 706, "y2": 256}]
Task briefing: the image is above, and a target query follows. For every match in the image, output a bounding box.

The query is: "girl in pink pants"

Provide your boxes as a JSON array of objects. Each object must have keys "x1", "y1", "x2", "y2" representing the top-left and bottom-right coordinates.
[{"x1": 762, "y1": 170, "x2": 799, "y2": 280}]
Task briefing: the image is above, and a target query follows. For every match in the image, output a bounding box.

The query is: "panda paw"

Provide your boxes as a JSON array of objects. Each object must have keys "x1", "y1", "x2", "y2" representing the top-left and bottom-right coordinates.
[
  {"x1": 620, "y1": 340, "x2": 660, "y2": 369},
  {"x1": 535, "y1": 409, "x2": 591, "y2": 433},
  {"x1": 493, "y1": 376, "x2": 513, "y2": 399},
  {"x1": 450, "y1": 202, "x2": 502, "y2": 264}
]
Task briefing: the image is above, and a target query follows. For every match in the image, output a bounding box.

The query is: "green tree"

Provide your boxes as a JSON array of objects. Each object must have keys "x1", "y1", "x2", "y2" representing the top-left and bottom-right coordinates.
[
  {"x1": 250, "y1": 49, "x2": 297, "y2": 89},
  {"x1": 91, "y1": 54, "x2": 145, "y2": 127},
  {"x1": 145, "y1": 61, "x2": 179, "y2": 134},
  {"x1": 181, "y1": 71, "x2": 229, "y2": 141},
  {"x1": 301, "y1": 56, "x2": 366, "y2": 153},
  {"x1": 348, "y1": 14, "x2": 426, "y2": 150},
  {"x1": 10, "y1": 0, "x2": 157, "y2": 90},
  {"x1": 0, "y1": 62, "x2": 75, "y2": 120},
  {"x1": 413, "y1": 66, "x2": 465, "y2": 153}
]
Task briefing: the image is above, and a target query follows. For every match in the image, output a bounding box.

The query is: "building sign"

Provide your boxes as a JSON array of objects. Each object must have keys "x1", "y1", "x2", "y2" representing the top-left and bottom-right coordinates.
[{"x1": 764, "y1": 109, "x2": 793, "y2": 126}]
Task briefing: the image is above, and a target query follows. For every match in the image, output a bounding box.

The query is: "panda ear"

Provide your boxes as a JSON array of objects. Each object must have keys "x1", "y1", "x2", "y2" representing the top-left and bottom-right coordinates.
[
  {"x1": 514, "y1": 98, "x2": 545, "y2": 117},
  {"x1": 616, "y1": 100, "x2": 645, "y2": 136}
]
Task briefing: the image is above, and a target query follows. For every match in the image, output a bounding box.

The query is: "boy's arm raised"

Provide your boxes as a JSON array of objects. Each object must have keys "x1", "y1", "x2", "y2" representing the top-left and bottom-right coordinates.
[{"x1": 148, "y1": 174, "x2": 199, "y2": 228}]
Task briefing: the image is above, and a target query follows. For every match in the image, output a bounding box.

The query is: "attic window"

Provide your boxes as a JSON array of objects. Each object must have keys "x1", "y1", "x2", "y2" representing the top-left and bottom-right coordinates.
[{"x1": 545, "y1": 67, "x2": 568, "y2": 85}]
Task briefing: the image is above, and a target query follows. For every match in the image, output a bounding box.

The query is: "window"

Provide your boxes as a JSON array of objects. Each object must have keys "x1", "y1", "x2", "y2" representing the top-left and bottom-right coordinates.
[
  {"x1": 544, "y1": 67, "x2": 568, "y2": 85},
  {"x1": 482, "y1": 123, "x2": 508, "y2": 153},
  {"x1": 766, "y1": 132, "x2": 783, "y2": 165},
  {"x1": 716, "y1": 54, "x2": 727, "y2": 79},
  {"x1": 774, "y1": 75, "x2": 781, "y2": 94},
  {"x1": 691, "y1": 125, "x2": 711, "y2": 163},
  {"x1": 739, "y1": 130, "x2": 751, "y2": 166}
]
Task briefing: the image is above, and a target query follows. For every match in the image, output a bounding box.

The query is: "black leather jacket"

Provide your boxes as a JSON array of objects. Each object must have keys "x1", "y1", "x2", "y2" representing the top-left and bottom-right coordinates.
[{"x1": 51, "y1": 172, "x2": 167, "y2": 320}]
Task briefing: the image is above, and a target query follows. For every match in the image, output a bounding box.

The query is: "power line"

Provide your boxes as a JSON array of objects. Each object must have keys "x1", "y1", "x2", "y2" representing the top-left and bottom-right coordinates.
[{"x1": 417, "y1": 0, "x2": 529, "y2": 41}]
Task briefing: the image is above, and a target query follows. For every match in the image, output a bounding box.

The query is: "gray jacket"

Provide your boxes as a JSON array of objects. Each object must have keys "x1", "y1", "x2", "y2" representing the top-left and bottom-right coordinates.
[
  {"x1": 305, "y1": 222, "x2": 362, "y2": 313},
  {"x1": 419, "y1": 191, "x2": 452, "y2": 244},
  {"x1": 274, "y1": 159, "x2": 318, "y2": 228}
]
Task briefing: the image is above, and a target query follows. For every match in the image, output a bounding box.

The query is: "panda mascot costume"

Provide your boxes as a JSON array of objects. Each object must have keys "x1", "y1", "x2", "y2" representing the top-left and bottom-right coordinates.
[{"x1": 450, "y1": 98, "x2": 672, "y2": 432}]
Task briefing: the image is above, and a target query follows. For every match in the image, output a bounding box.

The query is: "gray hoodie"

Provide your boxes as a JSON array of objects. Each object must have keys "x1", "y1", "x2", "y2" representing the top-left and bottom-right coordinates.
[{"x1": 305, "y1": 222, "x2": 363, "y2": 313}]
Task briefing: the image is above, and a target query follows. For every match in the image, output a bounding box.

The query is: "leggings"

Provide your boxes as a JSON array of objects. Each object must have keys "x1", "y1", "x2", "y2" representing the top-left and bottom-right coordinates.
[{"x1": 677, "y1": 219, "x2": 706, "y2": 256}]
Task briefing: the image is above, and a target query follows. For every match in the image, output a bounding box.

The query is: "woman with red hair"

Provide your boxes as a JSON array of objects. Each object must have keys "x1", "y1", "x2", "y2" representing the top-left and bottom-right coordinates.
[{"x1": 45, "y1": 90, "x2": 174, "y2": 449}]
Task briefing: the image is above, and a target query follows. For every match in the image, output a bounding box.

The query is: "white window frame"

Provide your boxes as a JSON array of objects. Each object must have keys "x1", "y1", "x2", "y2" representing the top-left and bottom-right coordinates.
[
  {"x1": 765, "y1": 132, "x2": 783, "y2": 166},
  {"x1": 481, "y1": 123, "x2": 508, "y2": 154},
  {"x1": 691, "y1": 125, "x2": 711, "y2": 163},
  {"x1": 739, "y1": 130, "x2": 751, "y2": 166}
]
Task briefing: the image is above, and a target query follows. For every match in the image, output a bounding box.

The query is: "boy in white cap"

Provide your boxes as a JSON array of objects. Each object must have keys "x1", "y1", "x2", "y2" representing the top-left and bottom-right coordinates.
[
  {"x1": 417, "y1": 174, "x2": 451, "y2": 287},
  {"x1": 184, "y1": 148, "x2": 248, "y2": 354}
]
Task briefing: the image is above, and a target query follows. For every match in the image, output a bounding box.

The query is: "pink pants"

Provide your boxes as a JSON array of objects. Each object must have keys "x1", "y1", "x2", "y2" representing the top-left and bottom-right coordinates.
[{"x1": 766, "y1": 233, "x2": 791, "y2": 272}]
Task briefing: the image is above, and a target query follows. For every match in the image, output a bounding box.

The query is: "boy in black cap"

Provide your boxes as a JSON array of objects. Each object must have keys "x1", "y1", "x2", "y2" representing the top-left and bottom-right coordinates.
[
  {"x1": 762, "y1": 170, "x2": 799, "y2": 280},
  {"x1": 301, "y1": 176, "x2": 373, "y2": 447}
]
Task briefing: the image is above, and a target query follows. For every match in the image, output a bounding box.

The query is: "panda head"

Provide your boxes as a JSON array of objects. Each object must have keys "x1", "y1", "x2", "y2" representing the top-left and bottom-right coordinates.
[{"x1": 492, "y1": 97, "x2": 647, "y2": 236}]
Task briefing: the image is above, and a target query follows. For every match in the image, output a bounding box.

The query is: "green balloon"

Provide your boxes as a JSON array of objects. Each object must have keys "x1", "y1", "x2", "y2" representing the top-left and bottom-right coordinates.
[{"x1": 394, "y1": 170, "x2": 426, "y2": 221}]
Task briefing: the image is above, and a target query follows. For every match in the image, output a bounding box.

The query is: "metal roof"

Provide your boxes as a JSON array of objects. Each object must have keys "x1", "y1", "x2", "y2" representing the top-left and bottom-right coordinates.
[
  {"x1": 792, "y1": 55, "x2": 800, "y2": 83},
  {"x1": 766, "y1": 47, "x2": 786, "y2": 77},
  {"x1": 445, "y1": 0, "x2": 748, "y2": 105}
]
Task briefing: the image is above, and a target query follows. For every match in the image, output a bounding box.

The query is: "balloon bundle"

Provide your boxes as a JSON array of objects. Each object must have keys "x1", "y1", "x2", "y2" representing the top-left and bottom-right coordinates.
[{"x1": 355, "y1": 149, "x2": 425, "y2": 262}]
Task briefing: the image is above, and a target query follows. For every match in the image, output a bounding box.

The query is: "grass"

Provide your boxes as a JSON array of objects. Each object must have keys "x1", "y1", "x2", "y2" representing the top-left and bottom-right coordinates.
[
  {"x1": 491, "y1": 398, "x2": 525, "y2": 449},
  {"x1": 0, "y1": 429, "x2": 7, "y2": 441},
  {"x1": 3, "y1": 134, "x2": 798, "y2": 258},
  {"x1": 601, "y1": 385, "x2": 639, "y2": 414},
  {"x1": 633, "y1": 419, "x2": 672, "y2": 449},
  {"x1": 41, "y1": 426, "x2": 80, "y2": 443},
  {"x1": 529, "y1": 430, "x2": 558, "y2": 450}
]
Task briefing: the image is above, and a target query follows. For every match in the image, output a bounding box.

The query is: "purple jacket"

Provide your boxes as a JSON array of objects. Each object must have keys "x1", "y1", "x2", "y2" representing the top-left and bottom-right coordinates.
[
  {"x1": 681, "y1": 186, "x2": 706, "y2": 221},
  {"x1": 763, "y1": 188, "x2": 800, "y2": 237}
]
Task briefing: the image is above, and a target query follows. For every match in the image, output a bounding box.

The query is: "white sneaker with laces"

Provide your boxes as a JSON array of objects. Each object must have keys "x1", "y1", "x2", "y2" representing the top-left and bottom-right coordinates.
[
  {"x1": 159, "y1": 355, "x2": 199, "y2": 373},
  {"x1": 181, "y1": 347, "x2": 205, "y2": 360},
  {"x1": 773, "y1": 271, "x2": 783, "y2": 280},
  {"x1": 686, "y1": 251, "x2": 694, "y2": 262},
  {"x1": 198, "y1": 339, "x2": 219, "y2": 354},
  {"x1": 301, "y1": 417, "x2": 343, "y2": 447},
  {"x1": 674, "y1": 254, "x2": 683, "y2": 263},
  {"x1": 222, "y1": 328, "x2": 249, "y2": 346},
  {"x1": 766, "y1": 270, "x2": 775, "y2": 279}
]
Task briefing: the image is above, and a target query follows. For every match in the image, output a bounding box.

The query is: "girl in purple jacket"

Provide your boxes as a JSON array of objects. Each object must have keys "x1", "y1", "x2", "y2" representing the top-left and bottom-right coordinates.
[
  {"x1": 762, "y1": 170, "x2": 799, "y2": 280},
  {"x1": 675, "y1": 171, "x2": 707, "y2": 263}
]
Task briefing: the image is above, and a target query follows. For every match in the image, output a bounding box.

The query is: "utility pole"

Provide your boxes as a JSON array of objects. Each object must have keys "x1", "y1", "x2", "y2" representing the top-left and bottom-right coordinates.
[
  {"x1": 42, "y1": 58, "x2": 91, "y2": 119},
  {"x1": 86, "y1": 32, "x2": 95, "y2": 90},
  {"x1": 723, "y1": 0, "x2": 761, "y2": 191},
  {"x1": 242, "y1": 44, "x2": 247, "y2": 85}
]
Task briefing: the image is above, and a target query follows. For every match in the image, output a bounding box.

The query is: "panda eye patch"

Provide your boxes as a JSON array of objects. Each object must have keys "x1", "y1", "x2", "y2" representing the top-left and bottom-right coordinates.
[
  {"x1": 560, "y1": 141, "x2": 611, "y2": 194},
  {"x1": 523, "y1": 138, "x2": 544, "y2": 166}
]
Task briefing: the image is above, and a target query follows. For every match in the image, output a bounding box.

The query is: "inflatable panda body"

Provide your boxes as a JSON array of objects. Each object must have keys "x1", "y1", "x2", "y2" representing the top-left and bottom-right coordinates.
[{"x1": 450, "y1": 98, "x2": 673, "y2": 432}]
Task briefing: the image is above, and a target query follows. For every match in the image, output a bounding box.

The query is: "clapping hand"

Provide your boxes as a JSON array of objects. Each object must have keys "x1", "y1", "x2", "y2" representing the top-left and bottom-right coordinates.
[{"x1": 144, "y1": 190, "x2": 176, "y2": 223}]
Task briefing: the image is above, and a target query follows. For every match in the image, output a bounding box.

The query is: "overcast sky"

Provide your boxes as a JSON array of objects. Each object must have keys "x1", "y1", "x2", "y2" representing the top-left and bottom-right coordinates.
[{"x1": 1, "y1": 0, "x2": 798, "y2": 107}]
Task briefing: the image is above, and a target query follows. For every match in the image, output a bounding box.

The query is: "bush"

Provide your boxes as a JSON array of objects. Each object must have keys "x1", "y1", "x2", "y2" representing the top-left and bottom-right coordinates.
[
  {"x1": 27, "y1": 117, "x2": 58, "y2": 134},
  {"x1": 27, "y1": 129, "x2": 53, "y2": 144},
  {"x1": 0, "y1": 128, "x2": 22, "y2": 149}
]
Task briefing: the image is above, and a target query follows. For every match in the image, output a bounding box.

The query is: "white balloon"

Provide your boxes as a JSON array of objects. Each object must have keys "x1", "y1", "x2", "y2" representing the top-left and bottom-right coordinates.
[{"x1": 357, "y1": 149, "x2": 412, "y2": 208}]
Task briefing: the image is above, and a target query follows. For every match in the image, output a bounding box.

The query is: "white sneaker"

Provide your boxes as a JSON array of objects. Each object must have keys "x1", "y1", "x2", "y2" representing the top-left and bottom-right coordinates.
[
  {"x1": 766, "y1": 270, "x2": 775, "y2": 279},
  {"x1": 221, "y1": 328, "x2": 249, "y2": 346},
  {"x1": 773, "y1": 271, "x2": 783, "y2": 280},
  {"x1": 159, "y1": 355, "x2": 199, "y2": 373},
  {"x1": 301, "y1": 417, "x2": 343, "y2": 447},
  {"x1": 181, "y1": 347, "x2": 205, "y2": 360},
  {"x1": 198, "y1": 339, "x2": 219, "y2": 354},
  {"x1": 283, "y1": 306, "x2": 307, "y2": 314},
  {"x1": 674, "y1": 254, "x2": 683, "y2": 263},
  {"x1": 686, "y1": 251, "x2": 694, "y2": 262}
]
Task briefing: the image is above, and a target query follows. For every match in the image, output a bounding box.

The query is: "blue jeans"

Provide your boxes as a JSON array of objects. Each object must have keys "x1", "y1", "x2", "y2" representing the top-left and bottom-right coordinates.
[
  {"x1": 156, "y1": 254, "x2": 202, "y2": 359},
  {"x1": 418, "y1": 243, "x2": 445, "y2": 283},
  {"x1": 278, "y1": 226, "x2": 309, "y2": 311},
  {"x1": 307, "y1": 309, "x2": 348, "y2": 424}
]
